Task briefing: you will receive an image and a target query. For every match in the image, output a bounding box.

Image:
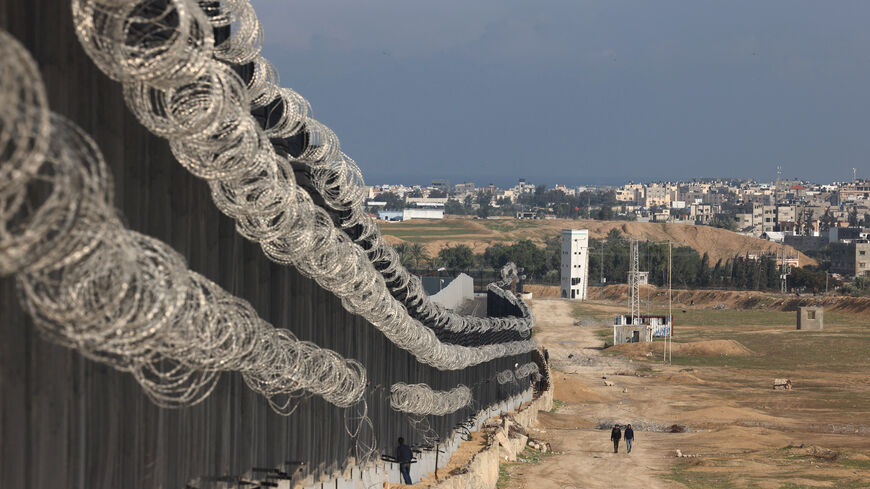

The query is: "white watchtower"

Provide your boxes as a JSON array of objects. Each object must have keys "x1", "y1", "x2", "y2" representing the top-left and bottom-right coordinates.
[{"x1": 561, "y1": 229, "x2": 589, "y2": 300}]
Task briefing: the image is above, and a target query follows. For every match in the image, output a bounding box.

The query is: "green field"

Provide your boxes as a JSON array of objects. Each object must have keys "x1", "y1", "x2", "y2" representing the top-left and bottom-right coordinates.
[{"x1": 579, "y1": 304, "x2": 870, "y2": 373}]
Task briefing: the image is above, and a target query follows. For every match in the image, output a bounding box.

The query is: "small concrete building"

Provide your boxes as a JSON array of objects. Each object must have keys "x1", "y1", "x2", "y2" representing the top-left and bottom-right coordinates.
[
  {"x1": 796, "y1": 307, "x2": 824, "y2": 330},
  {"x1": 613, "y1": 314, "x2": 672, "y2": 345},
  {"x1": 613, "y1": 324, "x2": 653, "y2": 345},
  {"x1": 560, "y1": 229, "x2": 589, "y2": 300}
]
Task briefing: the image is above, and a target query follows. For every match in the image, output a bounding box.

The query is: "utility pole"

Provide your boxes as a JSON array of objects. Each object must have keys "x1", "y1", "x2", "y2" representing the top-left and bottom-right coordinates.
[
  {"x1": 599, "y1": 240, "x2": 605, "y2": 299},
  {"x1": 630, "y1": 237, "x2": 640, "y2": 327},
  {"x1": 780, "y1": 241, "x2": 791, "y2": 294},
  {"x1": 668, "y1": 241, "x2": 673, "y2": 364}
]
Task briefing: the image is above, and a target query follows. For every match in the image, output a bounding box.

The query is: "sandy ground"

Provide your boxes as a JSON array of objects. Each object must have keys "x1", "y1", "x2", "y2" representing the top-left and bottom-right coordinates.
[
  {"x1": 524, "y1": 283, "x2": 870, "y2": 314},
  {"x1": 497, "y1": 299, "x2": 870, "y2": 489},
  {"x1": 503, "y1": 300, "x2": 684, "y2": 489}
]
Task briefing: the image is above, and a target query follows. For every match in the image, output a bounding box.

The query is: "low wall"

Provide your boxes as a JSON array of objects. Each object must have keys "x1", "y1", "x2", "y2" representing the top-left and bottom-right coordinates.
[
  {"x1": 292, "y1": 389, "x2": 539, "y2": 489},
  {"x1": 427, "y1": 380, "x2": 554, "y2": 489}
]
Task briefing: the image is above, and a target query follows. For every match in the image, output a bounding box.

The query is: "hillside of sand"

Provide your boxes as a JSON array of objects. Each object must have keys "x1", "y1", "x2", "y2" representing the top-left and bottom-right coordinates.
[{"x1": 378, "y1": 217, "x2": 815, "y2": 266}]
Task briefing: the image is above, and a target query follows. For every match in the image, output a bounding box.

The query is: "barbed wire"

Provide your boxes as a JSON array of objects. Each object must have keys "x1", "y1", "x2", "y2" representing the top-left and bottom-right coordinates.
[
  {"x1": 69, "y1": 0, "x2": 538, "y2": 372},
  {"x1": 390, "y1": 383, "x2": 472, "y2": 416},
  {"x1": 496, "y1": 369, "x2": 516, "y2": 384},
  {"x1": 196, "y1": 0, "x2": 536, "y2": 339},
  {"x1": 0, "y1": 30, "x2": 367, "y2": 412},
  {"x1": 515, "y1": 362, "x2": 540, "y2": 378}
]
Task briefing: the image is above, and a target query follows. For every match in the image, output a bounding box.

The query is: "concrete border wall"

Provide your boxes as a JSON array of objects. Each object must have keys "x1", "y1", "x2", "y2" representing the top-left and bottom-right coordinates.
[{"x1": 0, "y1": 3, "x2": 534, "y2": 488}]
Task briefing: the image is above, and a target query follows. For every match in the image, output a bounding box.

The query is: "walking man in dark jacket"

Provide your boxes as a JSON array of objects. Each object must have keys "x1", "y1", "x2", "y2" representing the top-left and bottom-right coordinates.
[
  {"x1": 396, "y1": 437, "x2": 413, "y2": 484},
  {"x1": 625, "y1": 424, "x2": 634, "y2": 453},
  {"x1": 610, "y1": 424, "x2": 622, "y2": 453}
]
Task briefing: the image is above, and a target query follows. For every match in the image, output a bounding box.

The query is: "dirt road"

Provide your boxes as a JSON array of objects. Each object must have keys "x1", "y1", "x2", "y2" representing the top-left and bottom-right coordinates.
[
  {"x1": 501, "y1": 299, "x2": 870, "y2": 489},
  {"x1": 503, "y1": 300, "x2": 683, "y2": 489}
]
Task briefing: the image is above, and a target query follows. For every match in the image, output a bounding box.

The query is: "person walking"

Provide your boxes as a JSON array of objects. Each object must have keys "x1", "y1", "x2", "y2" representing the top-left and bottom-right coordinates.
[
  {"x1": 624, "y1": 424, "x2": 634, "y2": 454},
  {"x1": 610, "y1": 424, "x2": 622, "y2": 453},
  {"x1": 396, "y1": 437, "x2": 413, "y2": 484}
]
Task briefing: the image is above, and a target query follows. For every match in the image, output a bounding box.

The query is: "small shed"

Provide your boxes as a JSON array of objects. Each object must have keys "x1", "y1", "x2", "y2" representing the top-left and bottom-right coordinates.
[
  {"x1": 613, "y1": 324, "x2": 653, "y2": 345},
  {"x1": 796, "y1": 307, "x2": 824, "y2": 330}
]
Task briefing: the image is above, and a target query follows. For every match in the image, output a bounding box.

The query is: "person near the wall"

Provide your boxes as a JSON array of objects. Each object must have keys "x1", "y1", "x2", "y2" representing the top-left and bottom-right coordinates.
[
  {"x1": 610, "y1": 424, "x2": 622, "y2": 453},
  {"x1": 396, "y1": 437, "x2": 413, "y2": 484},
  {"x1": 624, "y1": 424, "x2": 634, "y2": 454}
]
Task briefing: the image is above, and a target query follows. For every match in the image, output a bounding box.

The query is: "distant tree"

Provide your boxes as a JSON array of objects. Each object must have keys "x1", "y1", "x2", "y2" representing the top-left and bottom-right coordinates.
[
  {"x1": 407, "y1": 189, "x2": 423, "y2": 198},
  {"x1": 379, "y1": 192, "x2": 405, "y2": 210},
  {"x1": 409, "y1": 243, "x2": 430, "y2": 268},
  {"x1": 800, "y1": 208, "x2": 815, "y2": 234},
  {"x1": 394, "y1": 242, "x2": 414, "y2": 268},
  {"x1": 848, "y1": 206, "x2": 859, "y2": 227},
  {"x1": 429, "y1": 189, "x2": 447, "y2": 198},
  {"x1": 708, "y1": 213, "x2": 738, "y2": 232},
  {"x1": 597, "y1": 206, "x2": 614, "y2": 220},
  {"x1": 476, "y1": 191, "x2": 493, "y2": 218},
  {"x1": 606, "y1": 228, "x2": 622, "y2": 244},
  {"x1": 438, "y1": 244, "x2": 475, "y2": 271},
  {"x1": 789, "y1": 267, "x2": 827, "y2": 292},
  {"x1": 820, "y1": 207, "x2": 836, "y2": 232},
  {"x1": 444, "y1": 199, "x2": 466, "y2": 215}
]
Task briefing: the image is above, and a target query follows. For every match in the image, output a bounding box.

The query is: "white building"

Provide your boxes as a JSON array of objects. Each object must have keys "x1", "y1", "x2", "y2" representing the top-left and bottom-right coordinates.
[
  {"x1": 402, "y1": 208, "x2": 444, "y2": 220},
  {"x1": 560, "y1": 229, "x2": 589, "y2": 300}
]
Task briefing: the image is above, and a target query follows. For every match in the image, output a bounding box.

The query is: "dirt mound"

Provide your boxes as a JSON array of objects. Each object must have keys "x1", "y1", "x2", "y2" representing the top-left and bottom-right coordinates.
[
  {"x1": 788, "y1": 445, "x2": 840, "y2": 461},
  {"x1": 610, "y1": 339, "x2": 751, "y2": 360},
  {"x1": 379, "y1": 217, "x2": 815, "y2": 266},
  {"x1": 662, "y1": 371, "x2": 708, "y2": 385},
  {"x1": 536, "y1": 411, "x2": 597, "y2": 430},
  {"x1": 597, "y1": 284, "x2": 870, "y2": 314},
  {"x1": 553, "y1": 373, "x2": 610, "y2": 403},
  {"x1": 524, "y1": 284, "x2": 560, "y2": 298}
]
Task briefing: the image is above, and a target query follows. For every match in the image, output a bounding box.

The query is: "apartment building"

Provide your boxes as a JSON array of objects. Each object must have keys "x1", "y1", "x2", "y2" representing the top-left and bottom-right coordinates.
[
  {"x1": 690, "y1": 203, "x2": 718, "y2": 224},
  {"x1": 616, "y1": 183, "x2": 644, "y2": 203},
  {"x1": 839, "y1": 179, "x2": 870, "y2": 202},
  {"x1": 644, "y1": 184, "x2": 671, "y2": 207},
  {"x1": 830, "y1": 240, "x2": 870, "y2": 277}
]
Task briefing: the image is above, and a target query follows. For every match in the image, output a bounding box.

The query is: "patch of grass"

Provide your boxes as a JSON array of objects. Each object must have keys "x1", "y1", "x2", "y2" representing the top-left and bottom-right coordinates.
[
  {"x1": 571, "y1": 303, "x2": 616, "y2": 322},
  {"x1": 632, "y1": 307, "x2": 870, "y2": 373},
  {"x1": 666, "y1": 459, "x2": 745, "y2": 489},
  {"x1": 777, "y1": 480, "x2": 868, "y2": 489},
  {"x1": 840, "y1": 457, "x2": 870, "y2": 470},
  {"x1": 479, "y1": 220, "x2": 539, "y2": 233},
  {"x1": 496, "y1": 447, "x2": 556, "y2": 487},
  {"x1": 549, "y1": 399, "x2": 566, "y2": 413},
  {"x1": 496, "y1": 464, "x2": 512, "y2": 488}
]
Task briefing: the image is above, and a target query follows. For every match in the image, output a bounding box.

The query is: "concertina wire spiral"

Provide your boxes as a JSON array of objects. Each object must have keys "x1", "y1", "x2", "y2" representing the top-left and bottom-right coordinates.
[
  {"x1": 390, "y1": 383, "x2": 473, "y2": 416},
  {"x1": 200, "y1": 0, "x2": 536, "y2": 339},
  {"x1": 496, "y1": 361, "x2": 540, "y2": 385},
  {"x1": 69, "y1": 0, "x2": 538, "y2": 372},
  {"x1": 0, "y1": 29, "x2": 367, "y2": 412}
]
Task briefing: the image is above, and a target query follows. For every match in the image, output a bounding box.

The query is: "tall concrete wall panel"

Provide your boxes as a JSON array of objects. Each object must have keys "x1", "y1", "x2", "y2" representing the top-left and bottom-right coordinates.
[
  {"x1": 0, "y1": 2, "x2": 532, "y2": 489},
  {"x1": 430, "y1": 273, "x2": 475, "y2": 310}
]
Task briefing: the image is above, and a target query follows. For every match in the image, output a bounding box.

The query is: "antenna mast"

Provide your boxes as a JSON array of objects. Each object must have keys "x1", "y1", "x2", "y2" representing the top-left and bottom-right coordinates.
[{"x1": 630, "y1": 237, "x2": 640, "y2": 326}]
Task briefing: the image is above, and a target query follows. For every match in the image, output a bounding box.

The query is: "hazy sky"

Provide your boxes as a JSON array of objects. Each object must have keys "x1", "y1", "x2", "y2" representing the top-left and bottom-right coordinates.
[{"x1": 258, "y1": 0, "x2": 870, "y2": 187}]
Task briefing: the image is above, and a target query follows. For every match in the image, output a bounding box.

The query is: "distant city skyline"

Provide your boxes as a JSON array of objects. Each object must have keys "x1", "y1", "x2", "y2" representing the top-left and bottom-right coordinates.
[
  {"x1": 367, "y1": 173, "x2": 858, "y2": 189},
  {"x1": 259, "y1": 1, "x2": 870, "y2": 186}
]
